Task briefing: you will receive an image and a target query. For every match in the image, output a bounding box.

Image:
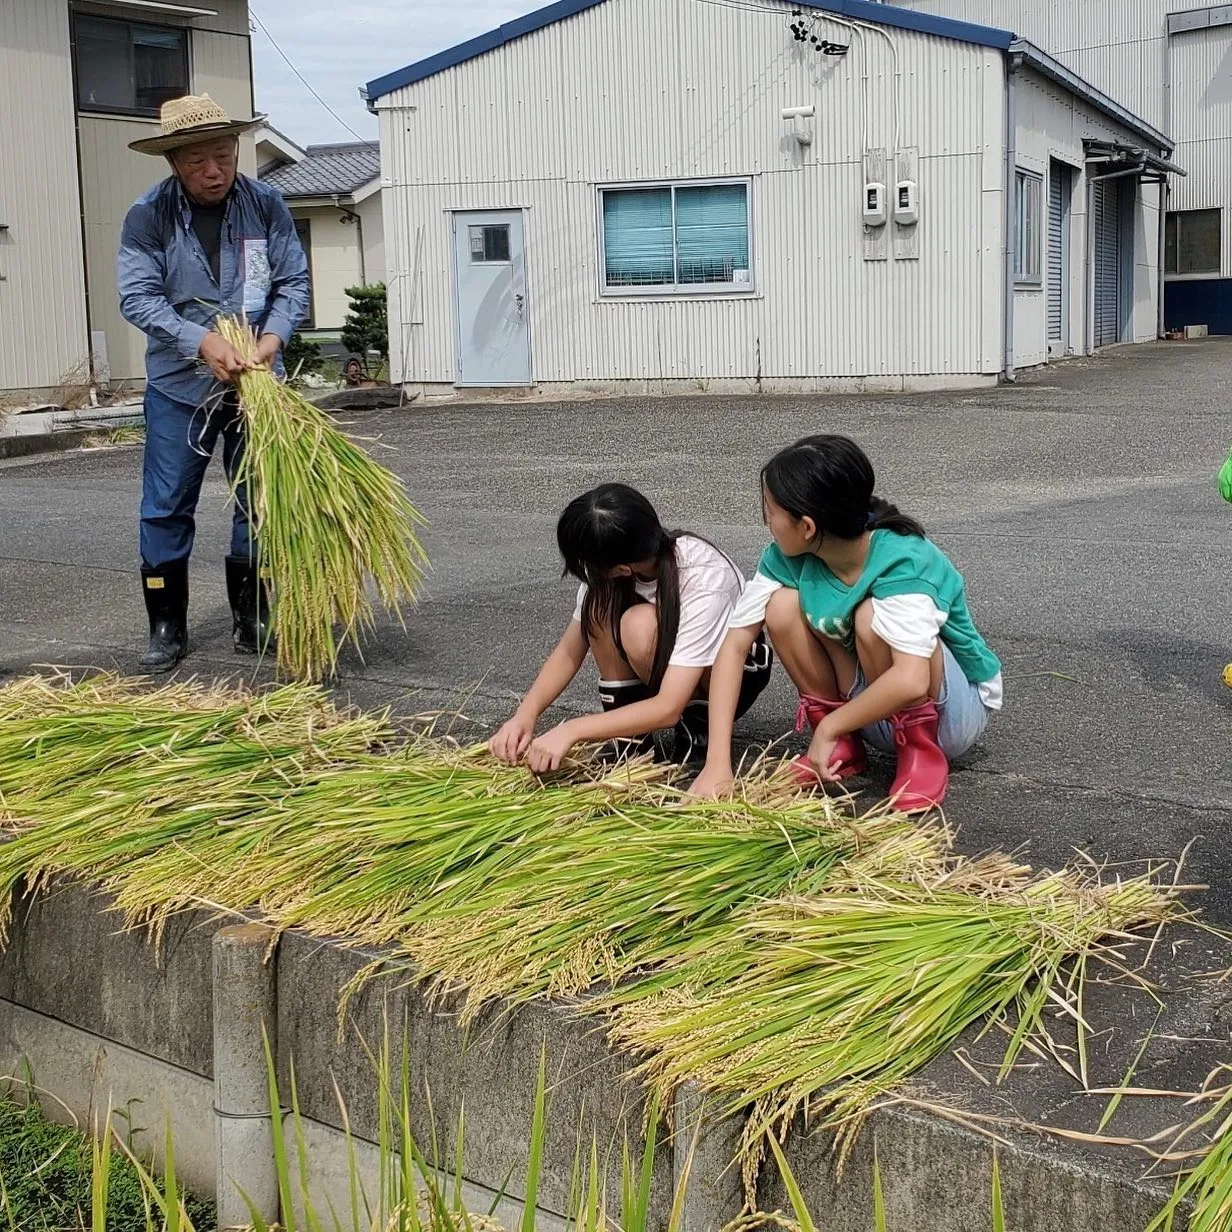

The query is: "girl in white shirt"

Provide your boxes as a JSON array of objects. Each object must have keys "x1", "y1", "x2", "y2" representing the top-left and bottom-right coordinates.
[{"x1": 490, "y1": 483, "x2": 772, "y2": 771}]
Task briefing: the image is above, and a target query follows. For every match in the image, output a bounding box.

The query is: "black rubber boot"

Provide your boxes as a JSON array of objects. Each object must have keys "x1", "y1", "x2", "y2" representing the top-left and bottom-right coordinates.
[
  {"x1": 225, "y1": 554, "x2": 276, "y2": 656},
  {"x1": 673, "y1": 701, "x2": 710, "y2": 765},
  {"x1": 138, "y1": 559, "x2": 189, "y2": 673},
  {"x1": 598, "y1": 679, "x2": 661, "y2": 762}
]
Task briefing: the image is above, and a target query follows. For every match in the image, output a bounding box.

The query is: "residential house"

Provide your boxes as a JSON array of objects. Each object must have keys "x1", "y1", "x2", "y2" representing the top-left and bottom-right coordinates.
[
  {"x1": 257, "y1": 129, "x2": 384, "y2": 335},
  {"x1": 0, "y1": 0, "x2": 255, "y2": 395}
]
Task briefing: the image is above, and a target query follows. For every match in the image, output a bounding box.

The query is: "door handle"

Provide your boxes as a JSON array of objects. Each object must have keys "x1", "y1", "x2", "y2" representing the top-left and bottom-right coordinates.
[{"x1": 515, "y1": 293, "x2": 524, "y2": 313}]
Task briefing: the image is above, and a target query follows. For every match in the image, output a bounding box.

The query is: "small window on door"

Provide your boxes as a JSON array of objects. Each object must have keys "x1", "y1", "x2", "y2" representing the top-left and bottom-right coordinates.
[{"x1": 470, "y1": 225, "x2": 512, "y2": 263}]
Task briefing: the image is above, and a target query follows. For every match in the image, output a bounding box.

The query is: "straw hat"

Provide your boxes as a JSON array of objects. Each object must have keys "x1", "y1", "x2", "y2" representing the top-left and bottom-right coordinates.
[{"x1": 129, "y1": 94, "x2": 264, "y2": 155}]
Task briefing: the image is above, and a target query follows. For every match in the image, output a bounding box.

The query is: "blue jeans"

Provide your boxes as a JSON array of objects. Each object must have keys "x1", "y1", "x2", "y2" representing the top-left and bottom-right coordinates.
[
  {"x1": 140, "y1": 384, "x2": 253, "y2": 569},
  {"x1": 849, "y1": 642, "x2": 992, "y2": 759}
]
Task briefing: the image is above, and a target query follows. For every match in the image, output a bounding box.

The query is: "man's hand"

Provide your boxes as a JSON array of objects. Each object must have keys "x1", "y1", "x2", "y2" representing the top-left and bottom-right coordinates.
[
  {"x1": 199, "y1": 331, "x2": 248, "y2": 384},
  {"x1": 254, "y1": 332, "x2": 282, "y2": 369}
]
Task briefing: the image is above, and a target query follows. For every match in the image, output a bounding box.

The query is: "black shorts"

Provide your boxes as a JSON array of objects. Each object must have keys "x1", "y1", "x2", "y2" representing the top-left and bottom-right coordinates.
[{"x1": 735, "y1": 635, "x2": 774, "y2": 719}]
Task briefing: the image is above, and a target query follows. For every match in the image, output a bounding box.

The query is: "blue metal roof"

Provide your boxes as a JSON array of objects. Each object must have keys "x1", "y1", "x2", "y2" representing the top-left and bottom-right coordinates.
[{"x1": 365, "y1": 0, "x2": 1013, "y2": 103}]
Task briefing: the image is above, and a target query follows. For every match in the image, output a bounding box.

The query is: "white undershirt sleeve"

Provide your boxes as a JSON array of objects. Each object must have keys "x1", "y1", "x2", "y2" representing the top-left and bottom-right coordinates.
[
  {"x1": 870, "y1": 593, "x2": 948, "y2": 658},
  {"x1": 727, "y1": 571, "x2": 782, "y2": 630}
]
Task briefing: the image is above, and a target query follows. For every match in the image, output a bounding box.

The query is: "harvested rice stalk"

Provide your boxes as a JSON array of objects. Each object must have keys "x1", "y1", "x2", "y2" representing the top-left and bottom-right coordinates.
[
  {"x1": 606, "y1": 869, "x2": 1180, "y2": 1184},
  {"x1": 1147, "y1": 1067, "x2": 1232, "y2": 1232},
  {"x1": 0, "y1": 673, "x2": 388, "y2": 941},
  {"x1": 105, "y1": 750, "x2": 675, "y2": 938},
  {"x1": 397, "y1": 801, "x2": 947, "y2": 1024},
  {"x1": 217, "y1": 315, "x2": 428, "y2": 680}
]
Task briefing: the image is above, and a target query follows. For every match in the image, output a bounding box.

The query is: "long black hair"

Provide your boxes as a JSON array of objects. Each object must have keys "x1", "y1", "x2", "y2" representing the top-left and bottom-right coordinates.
[
  {"x1": 761, "y1": 434, "x2": 924, "y2": 542},
  {"x1": 557, "y1": 484, "x2": 685, "y2": 692}
]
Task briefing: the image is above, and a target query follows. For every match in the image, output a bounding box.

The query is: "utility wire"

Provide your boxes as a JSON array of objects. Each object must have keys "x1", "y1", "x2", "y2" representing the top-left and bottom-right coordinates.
[{"x1": 250, "y1": 5, "x2": 369, "y2": 142}]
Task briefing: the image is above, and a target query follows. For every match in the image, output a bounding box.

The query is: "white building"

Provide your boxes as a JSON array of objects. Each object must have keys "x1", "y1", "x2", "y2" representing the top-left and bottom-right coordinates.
[
  {"x1": 886, "y1": 0, "x2": 1230, "y2": 334},
  {"x1": 363, "y1": 0, "x2": 1182, "y2": 397}
]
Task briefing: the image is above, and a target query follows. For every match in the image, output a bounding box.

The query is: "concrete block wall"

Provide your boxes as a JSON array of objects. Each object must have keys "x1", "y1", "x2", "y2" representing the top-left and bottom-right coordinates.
[{"x1": 0, "y1": 874, "x2": 1211, "y2": 1232}]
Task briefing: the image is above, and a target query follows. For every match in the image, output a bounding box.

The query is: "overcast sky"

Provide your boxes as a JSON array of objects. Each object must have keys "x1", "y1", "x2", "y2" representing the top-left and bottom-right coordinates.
[{"x1": 249, "y1": 1, "x2": 534, "y2": 147}]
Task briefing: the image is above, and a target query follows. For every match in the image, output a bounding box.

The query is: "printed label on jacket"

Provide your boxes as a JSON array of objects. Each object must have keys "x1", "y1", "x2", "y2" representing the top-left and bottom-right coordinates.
[{"x1": 242, "y1": 238, "x2": 272, "y2": 315}]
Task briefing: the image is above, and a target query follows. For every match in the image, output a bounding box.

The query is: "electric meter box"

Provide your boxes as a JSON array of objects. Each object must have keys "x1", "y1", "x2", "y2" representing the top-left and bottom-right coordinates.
[
  {"x1": 895, "y1": 179, "x2": 919, "y2": 226},
  {"x1": 863, "y1": 182, "x2": 887, "y2": 227}
]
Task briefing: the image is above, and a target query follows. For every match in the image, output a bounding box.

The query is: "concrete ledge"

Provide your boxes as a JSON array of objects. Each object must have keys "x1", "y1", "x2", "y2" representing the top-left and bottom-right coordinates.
[
  {"x1": 0, "y1": 878, "x2": 1218, "y2": 1232},
  {"x1": 0, "y1": 428, "x2": 113, "y2": 460}
]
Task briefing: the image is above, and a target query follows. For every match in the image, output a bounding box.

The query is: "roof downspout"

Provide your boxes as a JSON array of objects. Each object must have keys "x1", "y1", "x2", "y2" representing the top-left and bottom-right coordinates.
[
  {"x1": 1159, "y1": 28, "x2": 1173, "y2": 339},
  {"x1": 1002, "y1": 51, "x2": 1022, "y2": 383}
]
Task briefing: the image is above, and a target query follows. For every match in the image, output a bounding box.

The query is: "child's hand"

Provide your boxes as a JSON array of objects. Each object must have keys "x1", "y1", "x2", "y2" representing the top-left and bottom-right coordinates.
[
  {"x1": 806, "y1": 723, "x2": 847, "y2": 783},
  {"x1": 490, "y1": 713, "x2": 536, "y2": 764},
  {"x1": 688, "y1": 762, "x2": 735, "y2": 800},
  {"x1": 526, "y1": 724, "x2": 576, "y2": 773}
]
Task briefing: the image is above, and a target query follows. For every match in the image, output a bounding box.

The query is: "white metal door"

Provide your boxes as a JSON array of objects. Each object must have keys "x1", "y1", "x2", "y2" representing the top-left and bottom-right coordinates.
[
  {"x1": 453, "y1": 210, "x2": 532, "y2": 386},
  {"x1": 1092, "y1": 179, "x2": 1121, "y2": 348},
  {"x1": 1047, "y1": 162, "x2": 1069, "y2": 356}
]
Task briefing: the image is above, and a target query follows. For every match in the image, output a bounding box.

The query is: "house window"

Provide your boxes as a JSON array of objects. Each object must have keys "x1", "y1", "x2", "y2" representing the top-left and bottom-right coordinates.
[
  {"x1": 1014, "y1": 170, "x2": 1043, "y2": 283},
  {"x1": 74, "y1": 15, "x2": 189, "y2": 117},
  {"x1": 293, "y1": 218, "x2": 315, "y2": 328},
  {"x1": 1165, "y1": 209, "x2": 1221, "y2": 276},
  {"x1": 600, "y1": 181, "x2": 752, "y2": 294}
]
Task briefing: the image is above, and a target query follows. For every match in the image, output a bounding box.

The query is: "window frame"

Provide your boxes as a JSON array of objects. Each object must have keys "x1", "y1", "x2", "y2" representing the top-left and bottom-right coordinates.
[
  {"x1": 595, "y1": 177, "x2": 756, "y2": 299},
  {"x1": 72, "y1": 12, "x2": 190, "y2": 119},
  {"x1": 292, "y1": 217, "x2": 315, "y2": 328},
  {"x1": 1014, "y1": 169, "x2": 1043, "y2": 286},
  {"x1": 1165, "y1": 208, "x2": 1222, "y2": 279}
]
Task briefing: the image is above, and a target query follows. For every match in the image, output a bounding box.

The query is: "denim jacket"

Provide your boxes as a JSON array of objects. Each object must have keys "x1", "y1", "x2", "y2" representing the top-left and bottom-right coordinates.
[{"x1": 117, "y1": 173, "x2": 310, "y2": 406}]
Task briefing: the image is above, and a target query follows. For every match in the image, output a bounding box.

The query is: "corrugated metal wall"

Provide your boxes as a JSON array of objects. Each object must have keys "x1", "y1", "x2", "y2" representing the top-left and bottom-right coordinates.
[
  {"x1": 0, "y1": 0, "x2": 90, "y2": 392},
  {"x1": 1012, "y1": 69, "x2": 1162, "y2": 365},
  {"x1": 888, "y1": 1, "x2": 1172, "y2": 128},
  {"x1": 1168, "y1": 23, "x2": 1232, "y2": 278},
  {"x1": 77, "y1": 22, "x2": 256, "y2": 383},
  {"x1": 379, "y1": 0, "x2": 1008, "y2": 389}
]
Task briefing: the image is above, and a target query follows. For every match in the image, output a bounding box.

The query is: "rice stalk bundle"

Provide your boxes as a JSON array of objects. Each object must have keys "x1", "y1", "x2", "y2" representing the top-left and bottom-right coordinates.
[
  {"x1": 606, "y1": 869, "x2": 1178, "y2": 1174},
  {"x1": 104, "y1": 750, "x2": 673, "y2": 939},
  {"x1": 1146, "y1": 1068, "x2": 1232, "y2": 1232},
  {"x1": 0, "y1": 673, "x2": 388, "y2": 940},
  {"x1": 218, "y1": 314, "x2": 429, "y2": 680},
  {"x1": 397, "y1": 802, "x2": 948, "y2": 1024}
]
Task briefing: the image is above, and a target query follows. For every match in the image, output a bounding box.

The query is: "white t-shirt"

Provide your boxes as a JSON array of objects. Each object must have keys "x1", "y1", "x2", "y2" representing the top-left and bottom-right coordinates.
[
  {"x1": 730, "y1": 574, "x2": 1002, "y2": 710},
  {"x1": 572, "y1": 535, "x2": 746, "y2": 669}
]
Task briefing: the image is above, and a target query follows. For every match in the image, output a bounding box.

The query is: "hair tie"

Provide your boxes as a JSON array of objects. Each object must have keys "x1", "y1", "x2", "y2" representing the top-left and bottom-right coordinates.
[{"x1": 866, "y1": 510, "x2": 878, "y2": 531}]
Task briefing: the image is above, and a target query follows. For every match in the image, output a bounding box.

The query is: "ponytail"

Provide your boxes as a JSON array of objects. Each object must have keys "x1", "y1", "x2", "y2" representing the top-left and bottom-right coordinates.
[
  {"x1": 646, "y1": 531, "x2": 681, "y2": 691},
  {"x1": 867, "y1": 495, "x2": 925, "y2": 538}
]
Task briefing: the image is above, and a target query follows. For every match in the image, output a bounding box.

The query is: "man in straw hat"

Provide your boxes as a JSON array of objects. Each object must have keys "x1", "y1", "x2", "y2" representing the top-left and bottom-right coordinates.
[{"x1": 118, "y1": 93, "x2": 310, "y2": 672}]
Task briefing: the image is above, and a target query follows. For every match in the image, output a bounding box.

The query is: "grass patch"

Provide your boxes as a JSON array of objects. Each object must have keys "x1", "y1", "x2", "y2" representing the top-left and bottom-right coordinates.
[{"x1": 0, "y1": 1091, "x2": 213, "y2": 1231}]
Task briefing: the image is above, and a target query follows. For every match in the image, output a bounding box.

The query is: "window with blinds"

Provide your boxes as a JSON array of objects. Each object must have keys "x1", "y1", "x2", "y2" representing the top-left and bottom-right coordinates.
[{"x1": 600, "y1": 182, "x2": 752, "y2": 294}]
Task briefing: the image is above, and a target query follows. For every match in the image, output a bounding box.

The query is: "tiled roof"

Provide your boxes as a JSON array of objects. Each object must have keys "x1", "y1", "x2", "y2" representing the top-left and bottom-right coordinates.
[{"x1": 260, "y1": 141, "x2": 380, "y2": 199}]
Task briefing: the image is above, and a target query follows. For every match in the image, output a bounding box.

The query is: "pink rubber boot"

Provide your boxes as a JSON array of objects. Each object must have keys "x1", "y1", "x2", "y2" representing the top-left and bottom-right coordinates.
[
  {"x1": 790, "y1": 694, "x2": 867, "y2": 785},
  {"x1": 889, "y1": 700, "x2": 949, "y2": 812}
]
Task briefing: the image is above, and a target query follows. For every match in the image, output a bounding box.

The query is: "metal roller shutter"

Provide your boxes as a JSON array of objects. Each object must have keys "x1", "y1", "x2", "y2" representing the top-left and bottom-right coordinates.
[{"x1": 1093, "y1": 179, "x2": 1121, "y2": 348}]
